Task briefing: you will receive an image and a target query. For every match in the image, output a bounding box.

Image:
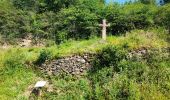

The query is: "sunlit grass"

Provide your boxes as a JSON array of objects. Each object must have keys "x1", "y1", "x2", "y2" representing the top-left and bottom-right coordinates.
[
  {"x1": 108, "y1": 30, "x2": 169, "y2": 49},
  {"x1": 0, "y1": 68, "x2": 38, "y2": 100},
  {"x1": 0, "y1": 29, "x2": 169, "y2": 99}
]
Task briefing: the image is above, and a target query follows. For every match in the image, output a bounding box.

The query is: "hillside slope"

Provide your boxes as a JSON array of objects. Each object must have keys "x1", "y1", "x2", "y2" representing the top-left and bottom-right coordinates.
[{"x1": 0, "y1": 30, "x2": 169, "y2": 100}]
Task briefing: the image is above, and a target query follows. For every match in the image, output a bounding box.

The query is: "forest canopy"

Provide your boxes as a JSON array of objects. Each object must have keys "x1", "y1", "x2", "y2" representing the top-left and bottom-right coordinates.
[{"x1": 0, "y1": 0, "x2": 169, "y2": 44}]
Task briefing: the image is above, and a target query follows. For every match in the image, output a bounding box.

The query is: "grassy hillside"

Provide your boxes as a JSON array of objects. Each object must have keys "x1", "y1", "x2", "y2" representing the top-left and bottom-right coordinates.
[
  {"x1": 0, "y1": 0, "x2": 170, "y2": 99},
  {"x1": 0, "y1": 29, "x2": 169, "y2": 99}
]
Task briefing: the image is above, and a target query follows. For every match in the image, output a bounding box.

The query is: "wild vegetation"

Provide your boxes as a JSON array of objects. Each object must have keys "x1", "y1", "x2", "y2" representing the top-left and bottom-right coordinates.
[
  {"x1": 0, "y1": 0, "x2": 169, "y2": 100},
  {"x1": 0, "y1": 0, "x2": 170, "y2": 44}
]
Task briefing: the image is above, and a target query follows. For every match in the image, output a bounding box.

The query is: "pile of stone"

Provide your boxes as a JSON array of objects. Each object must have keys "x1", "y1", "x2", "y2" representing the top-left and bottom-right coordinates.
[
  {"x1": 39, "y1": 47, "x2": 169, "y2": 76},
  {"x1": 127, "y1": 48, "x2": 148, "y2": 60},
  {"x1": 127, "y1": 47, "x2": 170, "y2": 60},
  {"x1": 40, "y1": 53, "x2": 95, "y2": 76}
]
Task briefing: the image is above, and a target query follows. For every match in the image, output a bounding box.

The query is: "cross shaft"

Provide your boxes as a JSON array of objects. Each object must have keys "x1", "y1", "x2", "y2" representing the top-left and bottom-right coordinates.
[{"x1": 99, "y1": 19, "x2": 110, "y2": 40}]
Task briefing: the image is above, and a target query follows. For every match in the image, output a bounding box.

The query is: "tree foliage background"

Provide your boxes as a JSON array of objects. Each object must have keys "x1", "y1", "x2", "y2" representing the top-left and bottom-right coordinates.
[{"x1": 0, "y1": 0, "x2": 169, "y2": 44}]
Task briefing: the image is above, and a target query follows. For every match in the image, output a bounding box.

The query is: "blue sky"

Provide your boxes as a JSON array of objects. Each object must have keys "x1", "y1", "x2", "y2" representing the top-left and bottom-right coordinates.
[
  {"x1": 106, "y1": 0, "x2": 132, "y2": 4},
  {"x1": 106, "y1": 0, "x2": 163, "y2": 4}
]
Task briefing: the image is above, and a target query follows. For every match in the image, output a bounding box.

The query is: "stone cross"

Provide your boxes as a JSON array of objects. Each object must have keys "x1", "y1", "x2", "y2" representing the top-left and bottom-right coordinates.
[{"x1": 99, "y1": 19, "x2": 110, "y2": 40}]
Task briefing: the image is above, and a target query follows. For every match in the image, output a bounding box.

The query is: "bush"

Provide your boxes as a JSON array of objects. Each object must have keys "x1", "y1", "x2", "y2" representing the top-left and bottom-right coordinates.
[
  {"x1": 30, "y1": 12, "x2": 56, "y2": 43},
  {"x1": 55, "y1": 6, "x2": 98, "y2": 44},
  {"x1": 92, "y1": 45, "x2": 126, "y2": 72},
  {"x1": 100, "y1": 76, "x2": 141, "y2": 100},
  {"x1": 154, "y1": 4, "x2": 170, "y2": 33},
  {"x1": 118, "y1": 60, "x2": 149, "y2": 82},
  {"x1": 103, "y1": 3, "x2": 156, "y2": 35},
  {"x1": 104, "y1": 4, "x2": 134, "y2": 34},
  {"x1": 0, "y1": 0, "x2": 162, "y2": 44},
  {"x1": 0, "y1": 1, "x2": 56, "y2": 44},
  {"x1": 11, "y1": 0, "x2": 38, "y2": 11},
  {"x1": 0, "y1": 1, "x2": 30, "y2": 40},
  {"x1": 35, "y1": 49, "x2": 52, "y2": 66},
  {"x1": 88, "y1": 48, "x2": 170, "y2": 99},
  {"x1": 2, "y1": 49, "x2": 26, "y2": 75},
  {"x1": 43, "y1": 76, "x2": 93, "y2": 100}
]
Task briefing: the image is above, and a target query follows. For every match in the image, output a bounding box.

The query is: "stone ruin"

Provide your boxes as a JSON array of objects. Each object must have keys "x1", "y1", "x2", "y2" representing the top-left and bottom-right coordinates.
[
  {"x1": 39, "y1": 53, "x2": 95, "y2": 76},
  {"x1": 39, "y1": 47, "x2": 169, "y2": 76},
  {"x1": 127, "y1": 47, "x2": 170, "y2": 60}
]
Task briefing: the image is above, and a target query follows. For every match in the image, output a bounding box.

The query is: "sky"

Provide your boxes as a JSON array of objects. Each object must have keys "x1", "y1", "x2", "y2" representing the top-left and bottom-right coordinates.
[
  {"x1": 106, "y1": 0, "x2": 163, "y2": 4},
  {"x1": 106, "y1": 0, "x2": 132, "y2": 4}
]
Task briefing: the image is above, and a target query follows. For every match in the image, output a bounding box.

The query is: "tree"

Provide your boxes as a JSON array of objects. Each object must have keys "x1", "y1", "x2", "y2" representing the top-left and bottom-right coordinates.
[
  {"x1": 54, "y1": 6, "x2": 98, "y2": 44},
  {"x1": 11, "y1": 0, "x2": 38, "y2": 10},
  {"x1": 164, "y1": 0, "x2": 170, "y2": 4},
  {"x1": 53, "y1": 0, "x2": 105, "y2": 44},
  {"x1": 40, "y1": 0, "x2": 79, "y2": 12},
  {"x1": 30, "y1": 12, "x2": 56, "y2": 44},
  {"x1": 154, "y1": 4, "x2": 170, "y2": 33},
  {"x1": 139, "y1": 0, "x2": 156, "y2": 4},
  {"x1": 0, "y1": 1, "x2": 30, "y2": 40},
  {"x1": 103, "y1": 3, "x2": 155, "y2": 35}
]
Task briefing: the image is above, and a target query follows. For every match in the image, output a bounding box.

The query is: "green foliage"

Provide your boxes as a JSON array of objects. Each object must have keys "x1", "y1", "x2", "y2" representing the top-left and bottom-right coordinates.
[
  {"x1": 41, "y1": 0, "x2": 79, "y2": 12},
  {"x1": 0, "y1": 35, "x2": 169, "y2": 99},
  {"x1": 154, "y1": 4, "x2": 170, "y2": 33},
  {"x1": 3, "y1": 49, "x2": 25, "y2": 73},
  {"x1": 164, "y1": 0, "x2": 170, "y2": 4},
  {"x1": 30, "y1": 12, "x2": 56, "y2": 42},
  {"x1": 118, "y1": 61, "x2": 150, "y2": 82},
  {"x1": 104, "y1": 4, "x2": 133, "y2": 34},
  {"x1": 95, "y1": 76, "x2": 141, "y2": 100},
  {"x1": 0, "y1": 1, "x2": 29, "y2": 40},
  {"x1": 55, "y1": 6, "x2": 98, "y2": 44},
  {"x1": 92, "y1": 45, "x2": 126, "y2": 72},
  {"x1": 11, "y1": 0, "x2": 38, "y2": 11},
  {"x1": 0, "y1": 0, "x2": 169, "y2": 44},
  {"x1": 87, "y1": 47, "x2": 170, "y2": 99},
  {"x1": 122, "y1": 4, "x2": 156, "y2": 28},
  {"x1": 103, "y1": 3, "x2": 156, "y2": 35},
  {"x1": 0, "y1": 49, "x2": 38, "y2": 99},
  {"x1": 0, "y1": 0, "x2": 169, "y2": 98},
  {"x1": 139, "y1": 0, "x2": 156, "y2": 4},
  {"x1": 35, "y1": 49, "x2": 52, "y2": 66},
  {"x1": 43, "y1": 76, "x2": 93, "y2": 100},
  {"x1": 0, "y1": 0, "x2": 57, "y2": 44}
]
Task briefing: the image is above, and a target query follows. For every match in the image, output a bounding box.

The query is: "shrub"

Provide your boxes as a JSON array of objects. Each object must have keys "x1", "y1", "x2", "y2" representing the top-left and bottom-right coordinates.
[
  {"x1": 55, "y1": 6, "x2": 98, "y2": 44},
  {"x1": 35, "y1": 49, "x2": 52, "y2": 66},
  {"x1": 104, "y1": 3, "x2": 156, "y2": 35},
  {"x1": 118, "y1": 60, "x2": 150, "y2": 82},
  {"x1": 0, "y1": 1, "x2": 30, "y2": 40},
  {"x1": 104, "y1": 4, "x2": 134, "y2": 34},
  {"x1": 30, "y1": 12, "x2": 56, "y2": 42},
  {"x1": 0, "y1": 0, "x2": 161, "y2": 44},
  {"x1": 43, "y1": 77, "x2": 93, "y2": 100},
  {"x1": 154, "y1": 4, "x2": 170, "y2": 33},
  {"x1": 103, "y1": 76, "x2": 141, "y2": 100},
  {"x1": 92, "y1": 45, "x2": 126, "y2": 72},
  {"x1": 11, "y1": 0, "x2": 38, "y2": 11},
  {"x1": 89, "y1": 67, "x2": 113, "y2": 85},
  {"x1": 2, "y1": 49, "x2": 26, "y2": 75},
  {"x1": 90, "y1": 53, "x2": 170, "y2": 99}
]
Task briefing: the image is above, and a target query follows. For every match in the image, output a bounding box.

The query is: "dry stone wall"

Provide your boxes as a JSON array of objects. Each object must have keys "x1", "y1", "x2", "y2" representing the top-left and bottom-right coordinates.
[
  {"x1": 40, "y1": 53, "x2": 95, "y2": 76},
  {"x1": 127, "y1": 47, "x2": 170, "y2": 61},
  {"x1": 39, "y1": 47, "x2": 169, "y2": 76}
]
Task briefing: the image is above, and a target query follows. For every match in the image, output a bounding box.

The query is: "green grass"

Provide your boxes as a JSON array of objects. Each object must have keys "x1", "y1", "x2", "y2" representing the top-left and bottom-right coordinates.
[
  {"x1": 0, "y1": 29, "x2": 169, "y2": 99},
  {"x1": 0, "y1": 68, "x2": 37, "y2": 100}
]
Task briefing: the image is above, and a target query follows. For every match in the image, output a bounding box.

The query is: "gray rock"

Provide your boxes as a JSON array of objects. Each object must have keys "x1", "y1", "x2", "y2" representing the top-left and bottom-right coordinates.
[{"x1": 39, "y1": 54, "x2": 95, "y2": 75}]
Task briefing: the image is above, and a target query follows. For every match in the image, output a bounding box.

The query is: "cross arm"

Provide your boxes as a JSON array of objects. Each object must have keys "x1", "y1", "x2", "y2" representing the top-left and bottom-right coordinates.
[
  {"x1": 99, "y1": 24, "x2": 103, "y2": 27},
  {"x1": 106, "y1": 23, "x2": 111, "y2": 27}
]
